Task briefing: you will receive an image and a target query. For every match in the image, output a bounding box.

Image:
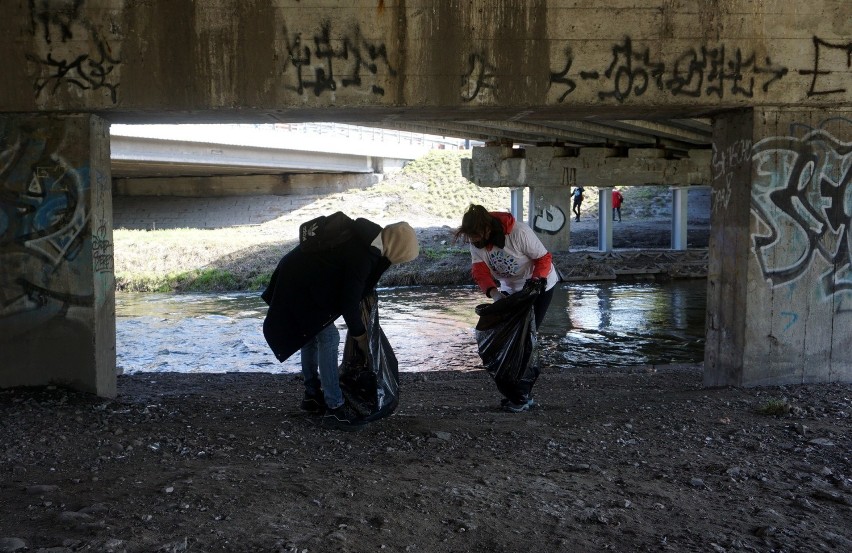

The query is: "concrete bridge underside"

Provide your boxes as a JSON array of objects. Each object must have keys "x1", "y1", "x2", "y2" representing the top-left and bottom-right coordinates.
[{"x1": 0, "y1": 1, "x2": 849, "y2": 396}]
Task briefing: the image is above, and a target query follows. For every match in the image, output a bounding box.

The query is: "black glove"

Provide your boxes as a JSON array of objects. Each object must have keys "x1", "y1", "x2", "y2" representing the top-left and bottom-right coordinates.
[{"x1": 525, "y1": 277, "x2": 546, "y2": 293}]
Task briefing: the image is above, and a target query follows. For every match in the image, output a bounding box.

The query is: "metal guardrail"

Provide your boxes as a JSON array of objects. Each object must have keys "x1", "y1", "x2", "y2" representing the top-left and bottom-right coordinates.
[{"x1": 268, "y1": 122, "x2": 476, "y2": 150}]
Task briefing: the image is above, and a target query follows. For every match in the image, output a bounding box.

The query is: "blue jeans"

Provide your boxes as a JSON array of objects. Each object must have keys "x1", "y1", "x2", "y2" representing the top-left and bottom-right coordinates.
[{"x1": 300, "y1": 323, "x2": 342, "y2": 409}]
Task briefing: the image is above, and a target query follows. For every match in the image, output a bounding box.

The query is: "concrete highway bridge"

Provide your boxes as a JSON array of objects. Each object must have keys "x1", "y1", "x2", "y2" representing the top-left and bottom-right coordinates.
[
  {"x1": 108, "y1": 121, "x2": 710, "y2": 248},
  {"x1": 109, "y1": 122, "x2": 450, "y2": 199},
  {"x1": 0, "y1": 0, "x2": 849, "y2": 396}
]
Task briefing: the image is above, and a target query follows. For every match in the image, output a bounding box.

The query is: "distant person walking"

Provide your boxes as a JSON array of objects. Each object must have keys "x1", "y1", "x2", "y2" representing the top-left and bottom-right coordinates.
[
  {"x1": 572, "y1": 186, "x2": 585, "y2": 222},
  {"x1": 612, "y1": 187, "x2": 624, "y2": 222}
]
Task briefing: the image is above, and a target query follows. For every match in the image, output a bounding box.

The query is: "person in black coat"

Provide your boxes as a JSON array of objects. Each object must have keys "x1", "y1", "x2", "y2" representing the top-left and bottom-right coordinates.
[{"x1": 261, "y1": 215, "x2": 419, "y2": 430}]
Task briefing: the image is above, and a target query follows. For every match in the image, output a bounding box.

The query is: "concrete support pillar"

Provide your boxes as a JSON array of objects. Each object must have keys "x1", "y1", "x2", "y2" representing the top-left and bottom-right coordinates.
[
  {"x1": 0, "y1": 115, "x2": 116, "y2": 397},
  {"x1": 510, "y1": 187, "x2": 524, "y2": 222},
  {"x1": 671, "y1": 187, "x2": 689, "y2": 250},
  {"x1": 704, "y1": 108, "x2": 852, "y2": 387},
  {"x1": 598, "y1": 187, "x2": 613, "y2": 252},
  {"x1": 529, "y1": 186, "x2": 571, "y2": 252}
]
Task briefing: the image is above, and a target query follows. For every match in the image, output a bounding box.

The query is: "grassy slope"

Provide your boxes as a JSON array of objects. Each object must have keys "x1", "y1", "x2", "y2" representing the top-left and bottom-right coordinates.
[{"x1": 114, "y1": 150, "x2": 511, "y2": 293}]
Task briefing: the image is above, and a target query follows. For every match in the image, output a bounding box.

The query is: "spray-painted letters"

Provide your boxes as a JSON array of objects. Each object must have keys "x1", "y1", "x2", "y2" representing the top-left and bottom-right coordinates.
[
  {"x1": 461, "y1": 53, "x2": 498, "y2": 102},
  {"x1": 282, "y1": 21, "x2": 397, "y2": 97},
  {"x1": 798, "y1": 37, "x2": 852, "y2": 97},
  {"x1": 751, "y1": 120, "x2": 852, "y2": 300},
  {"x1": 26, "y1": 0, "x2": 121, "y2": 103},
  {"x1": 711, "y1": 139, "x2": 752, "y2": 214},
  {"x1": 533, "y1": 205, "x2": 566, "y2": 235},
  {"x1": 551, "y1": 37, "x2": 799, "y2": 103},
  {"x1": 0, "y1": 122, "x2": 94, "y2": 339}
]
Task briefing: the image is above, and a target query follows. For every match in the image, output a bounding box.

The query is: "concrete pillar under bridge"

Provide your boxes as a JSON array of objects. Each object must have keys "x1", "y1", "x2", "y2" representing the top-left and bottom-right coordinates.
[
  {"x1": 0, "y1": 115, "x2": 116, "y2": 397},
  {"x1": 704, "y1": 108, "x2": 852, "y2": 387},
  {"x1": 528, "y1": 186, "x2": 571, "y2": 252}
]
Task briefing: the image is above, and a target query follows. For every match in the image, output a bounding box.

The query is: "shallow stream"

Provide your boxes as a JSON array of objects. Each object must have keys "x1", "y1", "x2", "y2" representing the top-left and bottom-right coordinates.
[{"x1": 116, "y1": 280, "x2": 707, "y2": 375}]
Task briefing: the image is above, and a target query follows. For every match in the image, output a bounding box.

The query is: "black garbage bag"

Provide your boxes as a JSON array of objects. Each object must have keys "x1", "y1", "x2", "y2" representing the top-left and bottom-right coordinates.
[
  {"x1": 338, "y1": 291, "x2": 399, "y2": 422},
  {"x1": 475, "y1": 280, "x2": 543, "y2": 401}
]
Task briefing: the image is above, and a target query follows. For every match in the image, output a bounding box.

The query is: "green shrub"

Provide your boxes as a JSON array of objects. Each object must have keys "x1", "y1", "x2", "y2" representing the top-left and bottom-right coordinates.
[{"x1": 756, "y1": 398, "x2": 791, "y2": 416}]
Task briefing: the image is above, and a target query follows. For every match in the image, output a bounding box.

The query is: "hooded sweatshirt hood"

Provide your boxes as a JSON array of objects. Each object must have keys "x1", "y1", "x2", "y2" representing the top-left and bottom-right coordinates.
[
  {"x1": 491, "y1": 212, "x2": 516, "y2": 235},
  {"x1": 381, "y1": 221, "x2": 419, "y2": 264}
]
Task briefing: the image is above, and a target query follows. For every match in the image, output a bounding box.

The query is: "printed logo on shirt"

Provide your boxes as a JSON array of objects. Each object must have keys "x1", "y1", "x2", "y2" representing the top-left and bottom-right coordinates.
[{"x1": 488, "y1": 249, "x2": 519, "y2": 277}]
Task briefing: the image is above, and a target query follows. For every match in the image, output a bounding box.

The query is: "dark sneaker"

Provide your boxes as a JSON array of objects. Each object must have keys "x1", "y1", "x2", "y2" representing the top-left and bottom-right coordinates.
[
  {"x1": 503, "y1": 398, "x2": 536, "y2": 413},
  {"x1": 322, "y1": 404, "x2": 368, "y2": 432},
  {"x1": 300, "y1": 390, "x2": 326, "y2": 414}
]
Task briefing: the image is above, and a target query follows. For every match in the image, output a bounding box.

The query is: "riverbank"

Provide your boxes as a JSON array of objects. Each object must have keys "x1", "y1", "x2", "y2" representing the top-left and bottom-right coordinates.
[
  {"x1": 112, "y1": 150, "x2": 710, "y2": 292},
  {"x1": 2, "y1": 367, "x2": 850, "y2": 552}
]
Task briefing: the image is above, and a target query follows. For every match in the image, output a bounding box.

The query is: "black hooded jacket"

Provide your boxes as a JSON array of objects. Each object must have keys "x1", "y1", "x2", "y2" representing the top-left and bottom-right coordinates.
[{"x1": 261, "y1": 217, "x2": 391, "y2": 362}]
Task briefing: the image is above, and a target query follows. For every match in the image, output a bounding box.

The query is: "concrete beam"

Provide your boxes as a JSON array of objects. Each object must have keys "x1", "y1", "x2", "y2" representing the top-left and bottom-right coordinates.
[
  {"x1": 464, "y1": 146, "x2": 711, "y2": 188},
  {"x1": 110, "y1": 135, "x2": 375, "y2": 177},
  {"x1": 113, "y1": 173, "x2": 382, "y2": 197},
  {"x1": 0, "y1": 2, "x2": 847, "y2": 118}
]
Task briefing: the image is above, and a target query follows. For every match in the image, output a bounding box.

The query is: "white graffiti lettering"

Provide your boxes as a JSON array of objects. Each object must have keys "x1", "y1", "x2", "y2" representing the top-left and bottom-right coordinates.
[
  {"x1": 750, "y1": 119, "x2": 852, "y2": 299},
  {"x1": 533, "y1": 205, "x2": 566, "y2": 235}
]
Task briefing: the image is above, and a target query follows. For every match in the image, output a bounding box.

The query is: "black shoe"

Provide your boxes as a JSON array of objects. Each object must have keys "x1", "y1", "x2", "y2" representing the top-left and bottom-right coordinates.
[
  {"x1": 503, "y1": 397, "x2": 536, "y2": 412},
  {"x1": 300, "y1": 390, "x2": 326, "y2": 414},
  {"x1": 322, "y1": 403, "x2": 368, "y2": 432}
]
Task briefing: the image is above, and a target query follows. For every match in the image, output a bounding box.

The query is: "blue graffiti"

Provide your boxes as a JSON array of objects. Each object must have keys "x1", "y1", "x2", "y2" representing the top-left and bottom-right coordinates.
[{"x1": 780, "y1": 311, "x2": 799, "y2": 332}]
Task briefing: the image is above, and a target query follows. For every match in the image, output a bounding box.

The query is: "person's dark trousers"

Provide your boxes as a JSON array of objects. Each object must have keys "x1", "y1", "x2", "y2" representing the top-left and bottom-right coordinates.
[
  {"x1": 533, "y1": 286, "x2": 554, "y2": 330},
  {"x1": 513, "y1": 285, "x2": 555, "y2": 401}
]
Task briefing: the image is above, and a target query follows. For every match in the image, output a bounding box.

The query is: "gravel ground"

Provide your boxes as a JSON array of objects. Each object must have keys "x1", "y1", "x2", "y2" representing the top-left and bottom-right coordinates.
[
  {"x1": 7, "y1": 187, "x2": 847, "y2": 552},
  {"x1": 1, "y1": 365, "x2": 850, "y2": 552}
]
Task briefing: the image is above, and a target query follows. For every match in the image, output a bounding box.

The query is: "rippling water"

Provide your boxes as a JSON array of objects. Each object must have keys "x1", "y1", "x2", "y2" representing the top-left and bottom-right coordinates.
[{"x1": 116, "y1": 281, "x2": 706, "y2": 375}]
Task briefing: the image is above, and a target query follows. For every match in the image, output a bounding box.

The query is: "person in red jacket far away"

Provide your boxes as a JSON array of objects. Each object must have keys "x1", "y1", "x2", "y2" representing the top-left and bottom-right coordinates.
[
  {"x1": 612, "y1": 187, "x2": 624, "y2": 222},
  {"x1": 454, "y1": 204, "x2": 559, "y2": 413}
]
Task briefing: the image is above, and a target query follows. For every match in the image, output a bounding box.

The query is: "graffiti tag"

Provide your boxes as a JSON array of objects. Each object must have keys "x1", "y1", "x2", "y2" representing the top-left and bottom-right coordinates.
[
  {"x1": 799, "y1": 36, "x2": 852, "y2": 97},
  {"x1": 461, "y1": 53, "x2": 497, "y2": 102},
  {"x1": 550, "y1": 36, "x2": 790, "y2": 103},
  {"x1": 282, "y1": 20, "x2": 397, "y2": 97},
  {"x1": 533, "y1": 205, "x2": 566, "y2": 235},
  {"x1": 750, "y1": 120, "x2": 852, "y2": 300},
  {"x1": 26, "y1": 2, "x2": 121, "y2": 103}
]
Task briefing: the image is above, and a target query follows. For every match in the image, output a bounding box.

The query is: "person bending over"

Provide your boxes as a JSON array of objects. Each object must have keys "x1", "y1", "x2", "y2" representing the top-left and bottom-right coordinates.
[
  {"x1": 455, "y1": 204, "x2": 558, "y2": 412},
  {"x1": 262, "y1": 215, "x2": 419, "y2": 430}
]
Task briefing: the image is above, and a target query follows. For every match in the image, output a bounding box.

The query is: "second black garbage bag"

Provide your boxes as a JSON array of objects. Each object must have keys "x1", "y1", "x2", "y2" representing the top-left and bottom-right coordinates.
[
  {"x1": 338, "y1": 291, "x2": 399, "y2": 423},
  {"x1": 474, "y1": 280, "x2": 543, "y2": 401}
]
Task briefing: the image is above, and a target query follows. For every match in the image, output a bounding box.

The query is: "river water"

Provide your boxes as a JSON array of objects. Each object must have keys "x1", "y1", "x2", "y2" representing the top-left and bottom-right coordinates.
[{"x1": 116, "y1": 280, "x2": 707, "y2": 375}]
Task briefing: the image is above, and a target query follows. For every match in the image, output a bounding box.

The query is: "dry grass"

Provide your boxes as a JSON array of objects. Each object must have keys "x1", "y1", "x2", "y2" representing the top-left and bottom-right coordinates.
[{"x1": 113, "y1": 150, "x2": 510, "y2": 292}]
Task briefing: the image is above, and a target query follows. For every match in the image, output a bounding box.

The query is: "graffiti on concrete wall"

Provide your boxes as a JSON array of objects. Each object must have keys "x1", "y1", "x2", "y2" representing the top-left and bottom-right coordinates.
[
  {"x1": 282, "y1": 20, "x2": 397, "y2": 97},
  {"x1": 0, "y1": 124, "x2": 94, "y2": 340},
  {"x1": 25, "y1": 0, "x2": 121, "y2": 103},
  {"x1": 92, "y1": 167, "x2": 112, "y2": 275},
  {"x1": 533, "y1": 205, "x2": 566, "y2": 235},
  {"x1": 461, "y1": 53, "x2": 498, "y2": 102},
  {"x1": 799, "y1": 37, "x2": 852, "y2": 97},
  {"x1": 550, "y1": 35, "x2": 849, "y2": 103},
  {"x1": 711, "y1": 138, "x2": 753, "y2": 214},
  {"x1": 750, "y1": 119, "x2": 852, "y2": 301}
]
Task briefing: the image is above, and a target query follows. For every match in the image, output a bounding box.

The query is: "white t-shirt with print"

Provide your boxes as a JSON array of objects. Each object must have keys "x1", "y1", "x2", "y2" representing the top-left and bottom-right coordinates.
[{"x1": 470, "y1": 220, "x2": 559, "y2": 293}]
